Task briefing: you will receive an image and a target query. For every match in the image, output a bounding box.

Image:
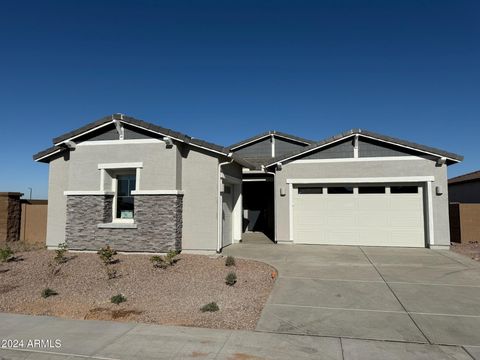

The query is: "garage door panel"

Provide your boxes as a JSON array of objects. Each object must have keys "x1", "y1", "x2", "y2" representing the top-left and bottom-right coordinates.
[
  {"x1": 325, "y1": 198, "x2": 356, "y2": 210},
  {"x1": 293, "y1": 184, "x2": 425, "y2": 247},
  {"x1": 358, "y1": 196, "x2": 389, "y2": 211},
  {"x1": 325, "y1": 230, "x2": 359, "y2": 244},
  {"x1": 358, "y1": 214, "x2": 389, "y2": 227},
  {"x1": 327, "y1": 213, "x2": 356, "y2": 226}
]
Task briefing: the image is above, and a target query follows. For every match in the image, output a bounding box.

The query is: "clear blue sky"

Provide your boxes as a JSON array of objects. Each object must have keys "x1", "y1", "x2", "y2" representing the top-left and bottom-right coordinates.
[{"x1": 1, "y1": 0, "x2": 478, "y2": 199}]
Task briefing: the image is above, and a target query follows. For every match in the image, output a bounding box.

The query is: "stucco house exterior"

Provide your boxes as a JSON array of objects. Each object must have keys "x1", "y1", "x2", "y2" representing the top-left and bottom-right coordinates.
[{"x1": 34, "y1": 114, "x2": 462, "y2": 252}]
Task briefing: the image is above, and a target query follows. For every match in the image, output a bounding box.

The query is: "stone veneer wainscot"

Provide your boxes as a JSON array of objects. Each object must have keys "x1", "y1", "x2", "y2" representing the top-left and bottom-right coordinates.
[{"x1": 65, "y1": 194, "x2": 183, "y2": 252}]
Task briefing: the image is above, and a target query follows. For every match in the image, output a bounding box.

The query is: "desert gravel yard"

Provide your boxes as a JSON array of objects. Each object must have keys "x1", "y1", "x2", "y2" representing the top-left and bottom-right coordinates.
[{"x1": 0, "y1": 250, "x2": 275, "y2": 330}]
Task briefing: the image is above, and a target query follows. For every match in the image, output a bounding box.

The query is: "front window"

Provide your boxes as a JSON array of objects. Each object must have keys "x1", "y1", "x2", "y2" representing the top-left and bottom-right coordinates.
[{"x1": 116, "y1": 174, "x2": 136, "y2": 220}]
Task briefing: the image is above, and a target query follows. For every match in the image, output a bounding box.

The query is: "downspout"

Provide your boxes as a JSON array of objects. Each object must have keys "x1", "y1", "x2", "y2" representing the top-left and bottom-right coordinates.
[{"x1": 217, "y1": 155, "x2": 234, "y2": 253}]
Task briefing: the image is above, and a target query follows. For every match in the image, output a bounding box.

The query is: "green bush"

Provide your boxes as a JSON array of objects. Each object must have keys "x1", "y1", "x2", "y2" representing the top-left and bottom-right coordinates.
[
  {"x1": 97, "y1": 245, "x2": 117, "y2": 265},
  {"x1": 111, "y1": 294, "x2": 127, "y2": 305},
  {"x1": 200, "y1": 302, "x2": 219, "y2": 312},
  {"x1": 41, "y1": 288, "x2": 58, "y2": 298},
  {"x1": 225, "y1": 271, "x2": 237, "y2": 286},
  {"x1": 0, "y1": 247, "x2": 14, "y2": 263},
  {"x1": 54, "y1": 243, "x2": 68, "y2": 264},
  {"x1": 150, "y1": 250, "x2": 179, "y2": 269},
  {"x1": 225, "y1": 256, "x2": 235, "y2": 267}
]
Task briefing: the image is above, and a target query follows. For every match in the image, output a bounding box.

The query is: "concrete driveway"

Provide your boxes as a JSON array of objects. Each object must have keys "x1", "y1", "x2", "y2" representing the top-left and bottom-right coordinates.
[{"x1": 224, "y1": 243, "x2": 480, "y2": 347}]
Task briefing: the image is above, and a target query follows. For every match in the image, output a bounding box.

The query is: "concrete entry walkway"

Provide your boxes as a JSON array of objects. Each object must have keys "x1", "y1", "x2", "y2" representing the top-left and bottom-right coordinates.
[{"x1": 223, "y1": 243, "x2": 480, "y2": 347}]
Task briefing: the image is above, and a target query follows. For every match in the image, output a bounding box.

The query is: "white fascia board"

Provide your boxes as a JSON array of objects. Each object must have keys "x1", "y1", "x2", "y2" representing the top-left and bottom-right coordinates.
[
  {"x1": 64, "y1": 191, "x2": 115, "y2": 196},
  {"x1": 291, "y1": 156, "x2": 425, "y2": 164},
  {"x1": 77, "y1": 139, "x2": 163, "y2": 146},
  {"x1": 54, "y1": 121, "x2": 115, "y2": 146},
  {"x1": 131, "y1": 190, "x2": 184, "y2": 195},
  {"x1": 98, "y1": 162, "x2": 143, "y2": 170},
  {"x1": 286, "y1": 176, "x2": 435, "y2": 184},
  {"x1": 34, "y1": 149, "x2": 63, "y2": 162}
]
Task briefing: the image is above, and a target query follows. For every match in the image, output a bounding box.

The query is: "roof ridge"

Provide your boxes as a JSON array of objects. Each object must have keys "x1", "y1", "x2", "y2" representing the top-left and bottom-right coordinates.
[
  {"x1": 228, "y1": 130, "x2": 314, "y2": 150},
  {"x1": 265, "y1": 128, "x2": 463, "y2": 167}
]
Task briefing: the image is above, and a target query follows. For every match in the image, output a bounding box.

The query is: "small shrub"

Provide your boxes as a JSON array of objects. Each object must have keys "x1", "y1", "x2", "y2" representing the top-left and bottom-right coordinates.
[
  {"x1": 225, "y1": 256, "x2": 235, "y2": 267},
  {"x1": 0, "y1": 247, "x2": 14, "y2": 263},
  {"x1": 225, "y1": 271, "x2": 237, "y2": 286},
  {"x1": 111, "y1": 294, "x2": 127, "y2": 305},
  {"x1": 106, "y1": 267, "x2": 118, "y2": 279},
  {"x1": 54, "y1": 243, "x2": 68, "y2": 264},
  {"x1": 41, "y1": 288, "x2": 58, "y2": 298},
  {"x1": 97, "y1": 245, "x2": 117, "y2": 265},
  {"x1": 200, "y1": 302, "x2": 219, "y2": 312},
  {"x1": 150, "y1": 250, "x2": 179, "y2": 269},
  {"x1": 151, "y1": 255, "x2": 168, "y2": 269}
]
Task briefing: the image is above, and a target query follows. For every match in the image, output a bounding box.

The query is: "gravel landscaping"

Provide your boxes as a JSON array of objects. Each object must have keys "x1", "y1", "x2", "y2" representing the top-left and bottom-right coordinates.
[
  {"x1": 451, "y1": 242, "x2": 480, "y2": 261},
  {"x1": 0, "y1": 250, "x2": 276, "y2": 330}
]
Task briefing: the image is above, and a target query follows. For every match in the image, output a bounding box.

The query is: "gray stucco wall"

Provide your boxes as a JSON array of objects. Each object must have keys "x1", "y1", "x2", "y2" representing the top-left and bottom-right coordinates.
[
  {"x1": 68, "y1": 142, "x2": 178, "y2": 191},
  {"x1": 46, "y1": 154, "x2": 69, "y2": 248},
  {"x1": 449, "y1": 181, "x2": 480, "y2": 203},
  {"x1": 181, "y1": 149, "x2": 221, "y2": 251},
  {"x1": 274, "y1": 158, "x2": 451, "y2": 247}
]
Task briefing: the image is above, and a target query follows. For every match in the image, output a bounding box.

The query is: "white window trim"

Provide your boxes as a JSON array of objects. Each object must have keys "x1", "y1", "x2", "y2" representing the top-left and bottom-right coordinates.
[
  {"x1": 98, "y1": 162, "x2": 143, "y2": 170},
  {"x1": 64, "y1": 190, "x2": 115, "y2": 196},
  {"x1": 111, "y1": 175, "x2": 135, "y2": 224},
  {"x1": 131, "y1": 190, "x2": 184, "y2": 195}
]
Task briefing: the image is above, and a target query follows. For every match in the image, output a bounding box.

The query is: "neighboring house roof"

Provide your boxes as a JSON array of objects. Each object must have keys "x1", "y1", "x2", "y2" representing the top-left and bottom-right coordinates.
[
  {"x1": 228, "y1": 130, "x2": 313, "y2": 150},
  {"x1": 33, "y1": 114, "x2": 255, "y2": 168},
  {"x1": 449, "y1": 170, "x2": 480, "y2": 185},
  {"x1": 265, "y1": 128, "x2": 463, "y2": 167}
]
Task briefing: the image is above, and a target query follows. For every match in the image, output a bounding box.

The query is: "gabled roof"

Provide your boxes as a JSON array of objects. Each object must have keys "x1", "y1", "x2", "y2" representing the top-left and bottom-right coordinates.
[
  {"x1": 449, "y1": 170, "x2": 480, "y2": 185},
  {"x1": 228, "y1": 130, "x2": 313, "y2": 150},
  {"x1": 33, "y1": 114, "x2": 254, "y2": 168},
  {"x1": 265, "y1": 128, "x2": 463, "y2": 167}
]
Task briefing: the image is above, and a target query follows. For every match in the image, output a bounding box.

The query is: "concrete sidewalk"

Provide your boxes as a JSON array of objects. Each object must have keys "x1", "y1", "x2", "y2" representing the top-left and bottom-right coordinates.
[{"x1": 0, "y1": 313, "x2": 476, "y2": 360}]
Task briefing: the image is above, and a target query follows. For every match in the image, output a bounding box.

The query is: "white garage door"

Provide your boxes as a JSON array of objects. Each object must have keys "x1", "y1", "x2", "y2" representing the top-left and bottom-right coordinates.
[{"x1": 293, "y1": 185, "x2": 425, "y2": 247}]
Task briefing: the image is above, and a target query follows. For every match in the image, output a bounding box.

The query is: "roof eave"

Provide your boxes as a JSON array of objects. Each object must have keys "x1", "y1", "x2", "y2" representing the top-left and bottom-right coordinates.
[{"x1": 264, "y1": 130, "x2": 463, "y2": 167}]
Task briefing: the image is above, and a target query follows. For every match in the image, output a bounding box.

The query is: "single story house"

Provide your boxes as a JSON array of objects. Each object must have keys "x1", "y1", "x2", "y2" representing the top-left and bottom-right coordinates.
[
  {"x1": 34, "y1": 114, "x2": 463, "y2": 252},
  {"x1": 449, "y1": 170, "x2": 480, "y2": 203}
]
